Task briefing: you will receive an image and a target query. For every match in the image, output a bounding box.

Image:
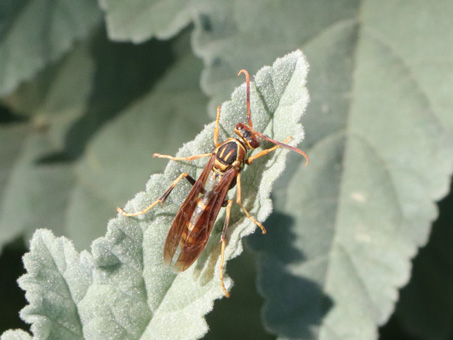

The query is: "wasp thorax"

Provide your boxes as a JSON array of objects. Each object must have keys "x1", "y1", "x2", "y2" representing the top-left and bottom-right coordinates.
[{"x1": 235, "y1": 123, "x2": 260, "y2": 149}]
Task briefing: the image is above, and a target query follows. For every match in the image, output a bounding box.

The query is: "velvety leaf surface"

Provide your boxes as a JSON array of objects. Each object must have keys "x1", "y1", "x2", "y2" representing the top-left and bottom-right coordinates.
[
  {"x1": 1, "y1": 329, "x2": 32, "y2": 340},
  {"x1": 18, "y1": 229, "x2": 92, "y2": 340},
  {"x1": 0, "y1": 0, "x2": 101, "y2": 96}
]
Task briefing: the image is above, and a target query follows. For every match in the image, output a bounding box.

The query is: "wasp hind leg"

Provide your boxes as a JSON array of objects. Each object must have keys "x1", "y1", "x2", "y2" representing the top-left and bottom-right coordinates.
[
  {"x1": 235, "y1": 172, "x2": 267, "y2": 234},
  {"x1": 117, "y1": 172, "x2": 196, "y2": 217},
  {"x1": 219, "y1": 199, "x2": 234, "y2": 298}
]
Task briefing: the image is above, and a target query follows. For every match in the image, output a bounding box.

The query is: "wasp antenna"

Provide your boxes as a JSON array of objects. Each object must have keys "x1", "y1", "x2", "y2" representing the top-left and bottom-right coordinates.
[
  {"x1": 238, "y1": 69, "x2": 252, "y2": 128},
  {"x1": 256, "y1": 132, "x2": 309, "y2": 166}
]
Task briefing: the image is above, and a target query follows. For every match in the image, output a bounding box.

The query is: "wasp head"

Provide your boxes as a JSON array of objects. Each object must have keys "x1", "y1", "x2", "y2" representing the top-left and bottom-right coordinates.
[{"x1": 235, "y1": 123, "x2": 260, "y2": 150}]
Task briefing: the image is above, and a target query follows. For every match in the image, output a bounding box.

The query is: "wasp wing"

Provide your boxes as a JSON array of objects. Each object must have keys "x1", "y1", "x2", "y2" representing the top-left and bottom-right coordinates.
[
  {"x1": 173, "y1": 167, "x2": 238, "y2": 271},
  {"x1": 163, "y1": 154, "x2": 216, "y2": 266}
]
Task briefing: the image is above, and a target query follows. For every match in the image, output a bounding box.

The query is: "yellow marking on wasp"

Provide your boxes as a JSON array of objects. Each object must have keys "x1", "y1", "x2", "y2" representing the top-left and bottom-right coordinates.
[
  {"x1": 186, "y1": 221, "x2": 196, "y2": 231},
  {"x1": 197, "y1": 200, "x2": 208, "y2": 210},
  {"x1": 213, "y1": 166, "x2": 224, "y2": 175},
  {"x1": 223, "y1": 149, "x2": 235, "y2": 161},
  {"x1": 218, "y1": 146, "x2": 226, "y2": 158}
]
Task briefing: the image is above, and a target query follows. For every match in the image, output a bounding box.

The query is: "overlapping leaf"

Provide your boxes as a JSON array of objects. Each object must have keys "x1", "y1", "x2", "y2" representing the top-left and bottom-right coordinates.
[
  {"x1": 0, "y1": 43, "x2": 94, "y2": 254},
  {"x1": 0, "y1": 0, "x2": 101, "y2": 96},
  {"x1": 99, "y1": 0, "x2": 193, "y2": 42}
]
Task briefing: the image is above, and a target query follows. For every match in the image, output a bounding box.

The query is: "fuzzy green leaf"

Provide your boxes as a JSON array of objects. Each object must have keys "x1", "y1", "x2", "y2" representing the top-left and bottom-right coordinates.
[
  {"x1": 0, "y1": 43, "x2": 94, "y2": 253},
  {"x1": 18, "y1": 229, "x2": 92, "y2": 339},
  {"x1": 99, "y1": 0, "x2": 193, "y2": 42},
  {"x1": 0, "y1": 127, "x2": 75, "y2": 252},
  {"x1": 5, "y1": 41, "x2": 94, "y2": 126},
  {"x1": 188, "y1": 1, "x2": 453, "y2": 339},
  {"x1": 1, "y1": 329, "x2": 32, "y2": 340},
  {"x1": 0, "y1": 124, "x2": 31, "y2": 250},
  {"x1": 14, "y1": 50, "x2": 309, "y2": 339},
  {"x1": 0, "y1": 0, "x2": 101, "y2": 96}
]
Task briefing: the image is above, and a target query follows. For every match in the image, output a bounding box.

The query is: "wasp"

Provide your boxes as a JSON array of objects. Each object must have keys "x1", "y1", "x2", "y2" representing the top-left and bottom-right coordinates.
[{"x1": 117, "y1": 70, "x2": 309, "y2": 297}]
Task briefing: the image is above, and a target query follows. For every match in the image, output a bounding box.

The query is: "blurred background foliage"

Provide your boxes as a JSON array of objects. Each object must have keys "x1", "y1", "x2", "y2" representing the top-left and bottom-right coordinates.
[{"x1": 1, "y1": 1, "x2": 453, "y2": 339}]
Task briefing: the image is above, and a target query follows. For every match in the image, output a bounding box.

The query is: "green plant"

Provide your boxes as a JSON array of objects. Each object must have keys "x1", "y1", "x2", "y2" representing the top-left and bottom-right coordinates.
[{"x1": 1, "y1": 1, "x2": 453, "y2": 340}]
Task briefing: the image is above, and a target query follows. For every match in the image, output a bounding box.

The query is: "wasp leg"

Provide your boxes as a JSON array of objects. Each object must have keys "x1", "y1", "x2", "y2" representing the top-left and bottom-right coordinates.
[
  {"x1": 117, "y1": 173, "x2": 196, "y2": 217},
  {"x1": 246, "y1": 136, "x2": 292, "y2": 165},
  {"x1": 235, "y1": 172, "x2": 267, "y2": 234},
  {"x1": 219, "y1": 199, "x2": 233, "y2": 298},
  {"x1": 153, "y1": 152, "x2": 212, "y2": 162}
]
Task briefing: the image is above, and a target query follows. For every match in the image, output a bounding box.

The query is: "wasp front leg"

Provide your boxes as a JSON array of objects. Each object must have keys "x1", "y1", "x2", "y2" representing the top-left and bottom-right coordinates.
[
  {"x1": 246, "y1": 136, "x2": 293, "y2": 165},
  {"x1": 153, "y1": 153, "x2": 212, "y2": 162},
  {"x1": 117, "y1": 172, "x2": 196, "y2": 217}
]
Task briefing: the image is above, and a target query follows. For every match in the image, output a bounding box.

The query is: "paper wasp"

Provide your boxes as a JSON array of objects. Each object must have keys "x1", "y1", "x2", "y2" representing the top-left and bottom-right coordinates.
[{"x1": 117, "y1": 70, "x2": 309, "y2": 297}]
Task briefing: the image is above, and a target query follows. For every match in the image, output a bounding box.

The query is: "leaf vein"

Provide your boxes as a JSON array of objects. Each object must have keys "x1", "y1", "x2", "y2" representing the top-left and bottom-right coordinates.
[{"x1": 364, "y1": 26, "x2": 448, "y2": 135}]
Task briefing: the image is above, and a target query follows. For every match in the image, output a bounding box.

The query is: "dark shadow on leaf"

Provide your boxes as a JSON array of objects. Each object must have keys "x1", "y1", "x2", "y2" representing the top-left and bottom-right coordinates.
[
  {"x1": 35, "y1": 151, "x2": 74, "y2": 164},
  {"x1": 248, "y1": 211, "x2": 304, "y2": 264},
  {"x1": 248, "y1": 211, "x2": 332, "y2": 338},
  {"x1": 0, "y1": 237, "x2": 29, "y2": 334},
  {"x1": 0, "y1": 105, "x2": 28, "y2": 124},
  {"x1": 381, "y1": 179, "x2": 453, "y2": 340},
  {"x1": 204, "y1": 245, "x2": 275, "y2": 340},
  {"x1": 198, "y1": 13, "x2": 213, "y2": 32},
  {"x1": 63, "y1": 26, "x2": 175, "y2": 159},
  {"x1": 379, "y1": 315, "x2": 418, "y2": 340}
]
